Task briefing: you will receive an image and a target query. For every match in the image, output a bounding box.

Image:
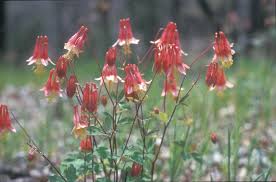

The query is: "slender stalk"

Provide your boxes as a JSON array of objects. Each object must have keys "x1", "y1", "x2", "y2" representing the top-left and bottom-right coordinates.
[
  {"x1": 84, "y1": 152, "x2": 87, "y2": 182},
  {"x1": 150, "y1": 73, "x2": 200, "y2": 181},
  {"x1": 117, "y1": 72, "x2": 157, "y2": 165},
  {"x1": 163, "y1": 75, "x2": 167, "y2": 112},
  {"x1": 228, "y1": 128, "x2": 231, "y2": 181},
  {"x1": 10, "y1": 112, "x2": 68, "y2": 182}
]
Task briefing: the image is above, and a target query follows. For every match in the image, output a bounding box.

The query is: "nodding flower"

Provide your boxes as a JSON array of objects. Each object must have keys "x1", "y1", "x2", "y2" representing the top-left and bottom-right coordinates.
[
  {"x1": 40, "y1": 69, "x2": 62, "y2": 100},
  {"x1": 72, "y1": 105, "x2": 89, "y2": 139},
  {"x1": 124, "y1": 64, "x2": 150, "y2": 102},
  {"x1": 55, "y1": 56, "x2": 68, "y2": 79},
  {"x1": 161, "y1": 73, "x2": 180, "y2": 100},
  {"x1": 152, "y1": 22, "x2": 189, "y2": 75},
  {"x1": 64, "y1": 26, "x2": 88, "y2": 58},
  {"x1": 26, "y1": 36, "x2": 54, "y2": 73},
  {"x1": 113, "y1": 18, "x2": 139, "y2": 55},
  {"x1": 105, "y1": 47, "x2": 117, "y2": 66},
  {"x1": 213, "y1": 31, "x2": 235, "y2": 68},
  {"x1": 82, "y1": 82, "x2": 98, "y2": 113},
  {"x1": 205, "y1": 60, "x2": 233, "y2": 91},
  {"x1": 80, "y1": 136, "x2": 93, "y2": 152},
  {"x1": 66, "y1": 75, "x2": 78, "y2": 98},
  {"x1": 95, "y1": 64, "x2": 122, "y2": 91},
  {"x1": 0, "y1": 104, "x2": 16, "y2": 134},
  {"x1": 95, "y1": 47, "x2": 122, "y2": 90}
]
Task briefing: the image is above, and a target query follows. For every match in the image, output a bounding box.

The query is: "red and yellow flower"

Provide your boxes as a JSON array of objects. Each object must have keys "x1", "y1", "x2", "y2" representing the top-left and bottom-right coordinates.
[
  {"x1": 124, "y1": 64, "x2": 150, "y2": 102},
  {"x1": 213, "y1": 31, "x2": 235, "y2": 68},
  {"x1": 64, "y1": 26, "x2": 88, "y2": 58},
  {"x1": 72, "y1": 105, "x2": 89, "y2": 139},
  {"x1": 82, "y1": 82, "x2": 98, "y2": 113},
  {"x1": 0, "y1": 104, "x2": 16, "y2": 134},
  {"x1": 40, "y1": 69, "x2": 62, "y2": 99},
  {"x1": 26, "y1": 36, "x2": 54, "y2": 74},
  {"x1": 113, "y1": 18, "x2": 139, "y2": 55}
]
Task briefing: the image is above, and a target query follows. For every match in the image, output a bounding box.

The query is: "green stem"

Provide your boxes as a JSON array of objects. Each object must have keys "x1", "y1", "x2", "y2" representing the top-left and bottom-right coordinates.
[{"x1": 228, "y1": 128, "x2": 231, "y2": 181}]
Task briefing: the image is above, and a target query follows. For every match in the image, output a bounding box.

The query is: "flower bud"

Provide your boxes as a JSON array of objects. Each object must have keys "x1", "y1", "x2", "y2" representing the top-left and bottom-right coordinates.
[
  {"x1": 131, "y1": 162, "x2": 142, "y2": 177},
  {"x1": 66, "y1": 75, "x2": 77, "y2": 98},
  {"x1": 101, "y1": 95, "x2": 108, "y2": 107},
  {"x1": 27, "y1": 148, "x2": 37, "y2": 161},
  {"x1": 153, "y1": 107, "x2": 159, "y2": 114},
  {"x1": 56, "y1": 56, "x2": 68, "y2": 79},
  {"x1": 210, "y1": 132, "x2": 218, "y2": 144},
  {"x1": 82, "y1": 82, "x2": 98, "y2": 113},
  {"x1": 80, "y1": 136, "x2": 93, "y2": 152},
  {"x1": 105, "y1": 47, "x2": 117, "y2": 66}
]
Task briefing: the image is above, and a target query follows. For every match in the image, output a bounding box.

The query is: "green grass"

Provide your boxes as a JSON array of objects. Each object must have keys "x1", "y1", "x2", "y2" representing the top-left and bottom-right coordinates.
[{"x1": 0, "y1": 57, "x2": 275, "y2": 181}]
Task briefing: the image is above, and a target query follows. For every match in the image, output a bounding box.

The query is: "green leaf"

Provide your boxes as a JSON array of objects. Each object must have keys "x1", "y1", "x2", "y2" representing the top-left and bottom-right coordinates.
[
  {"x1": 182, "y1": 152, "x2": 191, "y2": 160},
  {"x1": 145, "y1": 129, "x2": 159, "y2": 136},
  {"x1": 64, "y1": 165, "x2": 77, "y2": 182},
  {"x1": 118, "y1": 117, "x2": 133, "y2": 125},
  {"x1": 103, "y1": 111, "x2": 113, "y2": 120},
  {"x1": 95, "y1": 146, "x2": 110, "y2": 159},
  {"x1": 88, "y1": 126, "x2": 108, "y2": 136}
]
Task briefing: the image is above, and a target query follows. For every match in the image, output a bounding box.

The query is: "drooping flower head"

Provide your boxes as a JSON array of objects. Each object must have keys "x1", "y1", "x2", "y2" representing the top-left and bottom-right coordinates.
[
  {"x1": 105, "y1": 47, "x2": 117, "y2": 66},
  {"x1": 56, "y1": 56, "x2": 68, "y2": 79},
  {"x1": 213, "y1": 31, "x2": 235, "y2": 68},
  {"x1": 64, "y1": 26, "x2": 88, "y2": 58},
  {"x1": 40, "y1": 69, "x2": 62, "y2": 99},
  {"x1": 82, "y1": 82, "x2": 98, "y2": 113},
  {"x1": 66, "y1": 75, "x2": 78, "y2": 98},
  {"x1": 95, "y1": 64, "x2": 122, "y2": 91},
  {"x1": 205, "y1": 62, "x2": 219, "y2": 88},
  {"x1": 72, "y1": 105, "x2": 89, "y2": 139},
  {"x1": 161, "y1": 73, "x2": 179, "y2": 100},
  {"x1": 26, "y1": 36, "x2": 54, "y2": 74},
  {"x1": 113, "y1": 18, "x2": 139, "y2": 55},
  {"x1": 205, "y1": 61, "x2": 233, "y2": 91},
  {"x1": 80, "y1": 136, "x2": 93, "y2": 152},
  {"x1": 0, "y1": 104, "x2": 16, "y2": 134},
  {"x1": 152, "y1": 22, "x2": 189, "y2": 75},
  {"x1": 124, "y1": 64, "x2": 150, "y2": 102},
  {"x1": 95, "y1": 47, "x2": 122, "y2": 90}
]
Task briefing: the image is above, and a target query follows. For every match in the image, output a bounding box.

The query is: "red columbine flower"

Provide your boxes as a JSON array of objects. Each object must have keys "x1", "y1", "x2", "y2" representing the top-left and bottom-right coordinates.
[
  {"x1": 95, "y1": 48, "x2": 122, "y2": 90},
  {"x1": 56, "y1": 56, "x2": 68, "y2": 79},
  {"x1": 0, "y1": 104, "x2": 16, "y2": 133},
  {"x1": 213, "y1": 31, "x2": 235, "y2": 68},
  {"x1": 40, "y1": 69, "x2": 62, "y2": 99},
  {"x1": 161, "y1": 73, "x2": 179, "y2": 99},
  {"x1": 205, "y1": 62, "x2": 219, "y2": 88},
  {"x1": 26, "y1": 36, "x2": 54, "y2": 73},
  {"x1": 80, "y1": 136, "x2": 93, "y2": 152},
  {"x1": 113, "y1": 18, "x2": 139, "y2": 55},
  {"x1": 66, "y1": 75, "x2": 78, "y2": 98},
  {"x1": 124, "y1": 64, "x2": 150, "y2": 102},
  {"x1": 105, "y1": 47, "x2": 117, "y2": 66},
  {"x1": 205, "y1": 60, "x2": 233, "y2": 91},
  {"x1": 82, "y1": 82, "x2": 98, "y2": 113},
  {"x1": 64, "y1": 26, "x2": 88, "y2": 58},
  {"x1": 131, "y1": 162, "x2": 142, "y2": 177},
  {"x1": 152, "y1": 22, "x2": 189, "y2": 75},
  {"x1": 72, "y1": 105, "x2": 89, "y2": 139},
  {"x1": 95, "y1": 64, "x2": 122, "y2": 91}
]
